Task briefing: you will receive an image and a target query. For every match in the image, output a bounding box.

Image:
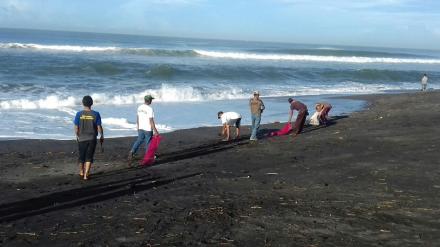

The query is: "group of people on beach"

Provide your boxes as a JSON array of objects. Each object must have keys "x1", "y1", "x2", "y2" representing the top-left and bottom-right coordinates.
[
  {"x1": 73, "y1": 71, "x2": 432, "y2": 179},
  {"x1": 216, "y1": 91, "x2": 332, "y2": 142},
  {"x1": 73, "y1": 92, "x2": 332, "y2": 180}
]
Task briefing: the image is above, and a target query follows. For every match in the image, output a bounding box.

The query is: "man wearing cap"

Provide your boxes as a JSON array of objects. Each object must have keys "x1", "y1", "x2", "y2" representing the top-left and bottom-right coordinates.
[
  {"x1": 218, "y1": 111, "x2": 242, "y2": 141},
  {"x1": 288, "y1": 98, "x2": 309, "y2": 135},
  {"x1": 129, "y1": 95, "x2": 159, "y2": 163},
  {"x1": 249, "y1": 91, "x2": 265, "y2": 141}
]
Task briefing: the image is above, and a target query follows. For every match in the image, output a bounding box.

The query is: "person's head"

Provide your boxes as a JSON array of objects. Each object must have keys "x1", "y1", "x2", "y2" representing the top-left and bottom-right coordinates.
[
  {"x1": 253, "y1": 91, "x2": 260, "y2": 99},
  {"x1": 424, "y1": 73, "x2": 427, "y2": 76},
  {"x1": 288, "y1": 98, "x2": 294, "y2": 103},
  {"x1": 315, "y1": 103, "x2": 323, "y2": 111},
  {"x1": 144, "y1": 95, "x2": 154, "y2": 105},
  {"x1": 217, "y1": 111, "x2": 224, "y2": 119},
  {"x1": 82, "y1": 95, "x2": 93, "y2": 108}
]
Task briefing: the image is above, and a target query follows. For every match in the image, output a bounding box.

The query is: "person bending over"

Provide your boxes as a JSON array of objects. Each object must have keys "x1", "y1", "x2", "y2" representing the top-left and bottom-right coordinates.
[
  {"x1": 288, "y1": 98, "x2": 308, "y2": 136},
  {"x1": 218, "y1": 111, "x2": 242, "y2": 141},
  {"x1": 315, "y1": 102, "x2": 332, "y2": 125}
]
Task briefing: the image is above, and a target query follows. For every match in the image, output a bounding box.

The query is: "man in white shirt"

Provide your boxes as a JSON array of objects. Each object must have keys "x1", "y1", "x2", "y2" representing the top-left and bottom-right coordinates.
[
  {"x1": 421, "y1": 74, "x2": 428, "y2": 91},
  {"x1": 129, "y1": 95, "x2": 159, "y2": 163},
  {"x1": 217, "y1": 111, "x2": 242, "y2": 141}
]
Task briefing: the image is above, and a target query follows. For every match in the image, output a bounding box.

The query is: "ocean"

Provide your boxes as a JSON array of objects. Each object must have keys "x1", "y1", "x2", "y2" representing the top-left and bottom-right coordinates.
[{"x1": 1, "y1": 28, "x2": 439, "y2": 140}]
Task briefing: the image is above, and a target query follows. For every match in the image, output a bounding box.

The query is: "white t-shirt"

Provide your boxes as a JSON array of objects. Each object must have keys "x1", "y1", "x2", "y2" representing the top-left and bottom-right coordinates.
[
  {"x1": 221, "y1": 112, "x2": 241, "y2": 125},
  {"x1": 422, "y1": 76, "x2": 428, "y2": 84},
  {"x1": 137, "y1": 104, "x2": 154, "y2": 131}
]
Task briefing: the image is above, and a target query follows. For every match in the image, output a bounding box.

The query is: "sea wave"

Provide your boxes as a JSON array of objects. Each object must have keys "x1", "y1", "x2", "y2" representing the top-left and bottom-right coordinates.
[
  {"x1": 1, "y1": 43, "x2": 119, "y2": 52},
  {"x1": 0, "y1": 42, "x2": 196, "y2": 56},
  {"x1": 2, "y1": 42, "x2": 440, "y2": 64},
  {"x1": 102, "y1": 117, "x2": 173, "y2": 131},
  {"x1": 0, "y1": 84, "x2": 246, "y2": 110},
  {"x1": 194, "y1": 50, "x2": 440, "y2": 64},
  {"x1": 0, "y1": 82, "x2": 427, "y2": 111}
]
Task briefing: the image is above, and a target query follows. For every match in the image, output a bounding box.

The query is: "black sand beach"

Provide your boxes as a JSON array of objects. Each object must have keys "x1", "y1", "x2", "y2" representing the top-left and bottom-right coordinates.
[{"x1": 1, "y1": 91, "x2": 440, "y2": 246}]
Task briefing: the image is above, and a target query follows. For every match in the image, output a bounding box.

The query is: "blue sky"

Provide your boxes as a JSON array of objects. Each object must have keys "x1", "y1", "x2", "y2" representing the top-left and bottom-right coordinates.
[{"x1": 1, "y1": 0, "x2": 440, "y2": 49}]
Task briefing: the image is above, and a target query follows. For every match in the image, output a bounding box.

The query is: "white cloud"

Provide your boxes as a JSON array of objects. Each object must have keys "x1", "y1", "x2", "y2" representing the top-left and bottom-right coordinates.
[{"x1": 0, "y1": 0, "x2": 30, "y2": 14}]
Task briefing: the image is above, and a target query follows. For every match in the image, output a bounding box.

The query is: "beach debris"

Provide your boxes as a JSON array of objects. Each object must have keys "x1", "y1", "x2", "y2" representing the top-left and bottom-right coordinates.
[
  {"x1": 17, "y1": 232, "x2": 37, "y2": 236},
  {"x1": 133, "y1": 217, "x2": 147, "y2": 221},
  {"x1": 251, "y1": 206, "x2": 262, "y2": 209},
  {"x1": 266, "y1": 173, "x2": 278, "y2": 175},
  {"x1": 58, "y1": 231, "x2": 78, "y2": 235}
]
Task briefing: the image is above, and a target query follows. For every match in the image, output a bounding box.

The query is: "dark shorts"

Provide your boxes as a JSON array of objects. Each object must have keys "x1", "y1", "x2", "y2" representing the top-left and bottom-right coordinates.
[
  {"x1": 78, "y1": 139, "x2": 97, "y2": 163},
  {"x1": 235, "y1": 118, "x2": 242, "y2": 128}
]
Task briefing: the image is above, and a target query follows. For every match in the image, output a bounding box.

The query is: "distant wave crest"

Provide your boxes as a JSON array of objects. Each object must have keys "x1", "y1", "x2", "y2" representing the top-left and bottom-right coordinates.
[
  {"x1": 1, "y1": 42, "x2": 440, "y2": 64},
  {"x1": 0, "y1": 42, "x2": 196, "y2": 56},
  {"x1": 194, "y1": 50, "x2": 440, "y2": 64}
]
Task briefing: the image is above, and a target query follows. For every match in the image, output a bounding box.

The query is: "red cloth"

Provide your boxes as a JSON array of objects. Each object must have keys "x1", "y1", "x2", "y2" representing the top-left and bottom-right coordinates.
[
  {"x1": 270, "y1": 123, "x2": 292, "y2": 136},
  {"x1": 141, "y1": 135, "x2": 161, "y2": 166}
]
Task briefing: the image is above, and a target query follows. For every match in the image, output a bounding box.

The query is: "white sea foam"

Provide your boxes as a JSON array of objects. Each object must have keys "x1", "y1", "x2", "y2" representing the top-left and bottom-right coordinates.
[
  {"x1": 102, "y1": 118, "x2": 137, "y2": 129},
  {"x1": 102, "y1": 118, "x2": 173, "y2": 131},
  {"x1": 0, "y1": 82, "x2": 432, "y2": 111},
  {"x1": 194, "y1": 50, "x2": 440, "y2": 64},
  {"x1": 0, "y1": 43, "x2": 119, "y2": 52},
  {"x1": 0, "y1": 96, "x2": 77, "y2": 110},
  {"x1": 2, "y1": 42, "x2": 439, "y2": 64}
]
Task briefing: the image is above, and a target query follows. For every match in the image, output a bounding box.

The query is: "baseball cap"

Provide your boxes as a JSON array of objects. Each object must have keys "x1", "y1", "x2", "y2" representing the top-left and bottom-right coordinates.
[
  {"x1": 253, "y1": 91, "x2": 260, "y2": 95},
  {"x1": 144, "y1": 95, "x2": 155, "y2": 101}
]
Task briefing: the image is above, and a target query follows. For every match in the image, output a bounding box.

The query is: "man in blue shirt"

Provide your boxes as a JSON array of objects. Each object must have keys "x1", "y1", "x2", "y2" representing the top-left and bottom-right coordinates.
[{"x1": 73, "y1": 95, "x2": 104, "y2": 180}]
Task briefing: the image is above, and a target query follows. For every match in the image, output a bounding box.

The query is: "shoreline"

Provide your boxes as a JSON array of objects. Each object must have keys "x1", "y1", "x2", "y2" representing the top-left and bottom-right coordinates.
[
  {"x1": 2, "y1": 89, "x2": 433, "y2": 141},
  {"x1": 1, "y1": 90, "x2": 440, "y2": 246},
  {"x1": 0, "y1": 91, "x2": 371, "y2": 141}
]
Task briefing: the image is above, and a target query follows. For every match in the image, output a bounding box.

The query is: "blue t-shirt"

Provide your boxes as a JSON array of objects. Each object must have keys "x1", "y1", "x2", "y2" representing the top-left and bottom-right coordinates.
[{"x1": 74, "y1": 110, "x2": 102, "y2": 142}]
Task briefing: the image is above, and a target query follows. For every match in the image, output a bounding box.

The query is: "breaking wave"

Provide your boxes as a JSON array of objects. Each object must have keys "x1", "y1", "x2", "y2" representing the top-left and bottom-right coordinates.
[
  {"x1": 194, "y1": 50, "x2": 440, "y2": 64},
  {"x1": 0, "y1": 82, "x2": 426, "y2": 111},
  {"x1": 2, "y1": 42, "x2": 440, "y2": 64}
]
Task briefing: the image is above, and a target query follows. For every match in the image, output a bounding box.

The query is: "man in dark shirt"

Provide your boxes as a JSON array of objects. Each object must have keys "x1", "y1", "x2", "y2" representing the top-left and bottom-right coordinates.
[
  {"x1": 73, "y1": 95, "x2": 104, "y2": 180},
  {"x1": 288, "y1": 98, "x2": 309, "y2": 135}
]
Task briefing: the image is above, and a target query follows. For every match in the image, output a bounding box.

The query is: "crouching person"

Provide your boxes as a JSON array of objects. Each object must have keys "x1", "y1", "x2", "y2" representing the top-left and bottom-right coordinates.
[{"x1": 218, "y1": 111, "x2": 242, "y2": 141}]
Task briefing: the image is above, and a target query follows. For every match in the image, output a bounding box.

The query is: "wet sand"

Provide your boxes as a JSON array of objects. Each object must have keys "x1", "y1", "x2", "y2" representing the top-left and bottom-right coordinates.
[{"x1": 1, "y1": 91, "x2": 440, "y2": 246}]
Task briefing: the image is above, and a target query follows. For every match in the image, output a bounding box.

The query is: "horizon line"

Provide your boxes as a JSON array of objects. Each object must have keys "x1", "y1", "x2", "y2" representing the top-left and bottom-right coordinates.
[{"x1": 0, "y1": 26, "x2": 439, "y2": 52}]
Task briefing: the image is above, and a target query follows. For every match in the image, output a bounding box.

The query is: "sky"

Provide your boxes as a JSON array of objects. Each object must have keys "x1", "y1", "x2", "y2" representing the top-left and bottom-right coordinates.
[{"x1": 0, "y1": 0, "x2": 440, "y2": 49}]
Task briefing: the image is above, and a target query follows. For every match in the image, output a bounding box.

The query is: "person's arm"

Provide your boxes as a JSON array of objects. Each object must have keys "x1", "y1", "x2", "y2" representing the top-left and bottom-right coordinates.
[
  {"x1": 260, "y1": 100, "x2": 265, "y2": 113},
  {"x1": 150, "y1": 118, "x2": 159, "y2": 135},
  {"x1": 74, "y1": 125, "x2": 79, "y2": 141},
  {"x1": 73, "y1": 112, "x2": 80, "y2": 141},
  {"x1": 288, "y1": 110, "x2": 293, "y2": 123},
  {"x1": 136, "y1": 115, "x2": 139, "y2": 131},
  {"x1": 220, "y1": 125, "x2": 226, "y2": 137},
  {"x1": 98, "y1": 125, "x2": 104, "y2": 143},
  {"x1": 224, "y1": 124, "x2": 230, "y2": 140},
  {"x1": 96, "y1": 112, "x2": 104, "y2": 143}
]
